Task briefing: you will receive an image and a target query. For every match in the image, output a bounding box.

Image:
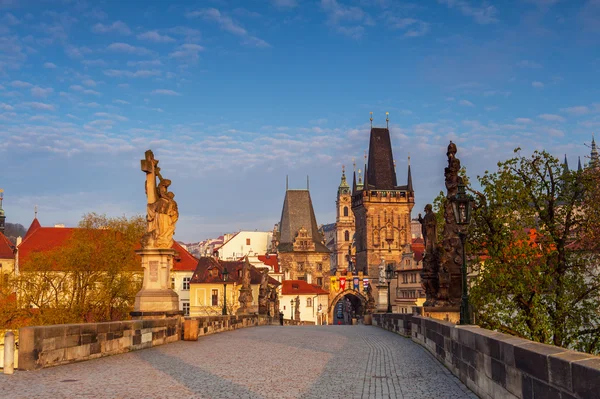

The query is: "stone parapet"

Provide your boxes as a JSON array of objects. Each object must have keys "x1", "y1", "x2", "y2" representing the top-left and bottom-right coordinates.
[
  {"x1": 374, "y1": 313, "x2": 600, "y2": 399},
  {"x1": 18, "y1": 317, "x2": 181, "y2": 371},
  {"x1": 185, "y1": 314, "x2": 274, "y2": 338}
]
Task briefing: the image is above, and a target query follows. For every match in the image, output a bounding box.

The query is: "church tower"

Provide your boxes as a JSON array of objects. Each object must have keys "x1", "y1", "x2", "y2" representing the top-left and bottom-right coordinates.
[
  {"x1": 352, "y1": 122, "x2": 415, "y2": 283},
  {"x1": 334, "y1": 166, "x2": 355, "y2": 271}
]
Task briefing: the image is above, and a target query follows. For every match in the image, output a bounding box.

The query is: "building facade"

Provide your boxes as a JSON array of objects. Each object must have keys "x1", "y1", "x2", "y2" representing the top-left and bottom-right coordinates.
[
  {"x1": 352, "y1": 126, "x2": 415, "y2": 308},
  {"x1": 276, "y1": 188, "x2": 330, "y2": 289},
  {"x1": 394, "y1": 238, "x2": 426, "y2": 313},
  {"x1": 213, "y1": 231, "x2": 273, "y2": 260},
  {"x1": 279, "y1": 280, "x2": 329, "y2": 324}
]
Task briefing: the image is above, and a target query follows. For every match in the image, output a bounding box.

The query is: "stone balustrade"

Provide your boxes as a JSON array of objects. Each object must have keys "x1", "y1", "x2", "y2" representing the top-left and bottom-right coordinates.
[
  {"x1": 18, "y1": 318, "x2": 181, "y2": 370},
  {"x1": 373, "y1": 313, "x2": 600, "y2": 399}
]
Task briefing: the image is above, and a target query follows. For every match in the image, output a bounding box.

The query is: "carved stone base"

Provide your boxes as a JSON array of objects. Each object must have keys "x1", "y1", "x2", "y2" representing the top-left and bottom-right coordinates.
[
  {"x1": 376, "y1": 284, "x2": 388, "y2": 312},
  {"x1": 423, "y1": 306, "x2": 460, "y2": 324},
  {"x1": 133, "y1": 247, "x2": 180, "y2": 314}
]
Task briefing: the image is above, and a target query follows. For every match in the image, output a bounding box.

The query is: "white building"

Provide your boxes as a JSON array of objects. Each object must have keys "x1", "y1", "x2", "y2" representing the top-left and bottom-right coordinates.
[
  {"x1": 280, "y1": 280, "x2": 329, "y2": 325},
  {"x1": 213, "y1": 231, "x2": 273, "y2": 260}
]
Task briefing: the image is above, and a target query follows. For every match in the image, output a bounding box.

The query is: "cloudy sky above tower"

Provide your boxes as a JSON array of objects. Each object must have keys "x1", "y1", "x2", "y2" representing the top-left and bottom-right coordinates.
[{"x1": 0, "y1": 0, "x2": 598, "y2": 242}]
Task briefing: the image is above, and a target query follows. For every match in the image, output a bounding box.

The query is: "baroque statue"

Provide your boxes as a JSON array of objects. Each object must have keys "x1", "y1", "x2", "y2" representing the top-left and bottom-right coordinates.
[
  {"x1": 141, "y1": 150, "x2": 179, "y2": 249},
  {"x1": 418, "y1": 204, "x2": 437, "y2": 255}
]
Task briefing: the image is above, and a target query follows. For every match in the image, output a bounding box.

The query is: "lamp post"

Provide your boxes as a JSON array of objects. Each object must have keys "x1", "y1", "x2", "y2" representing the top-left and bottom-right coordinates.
[
  {"x1": 222, "y1": 268, "x2": 229, "y2": 316},
  {"x1": 290, "y1": 298, "x2": 294, "y2": 320},
  {"x1": 385, "y1": 264, "x2": 395, "y2": 313},
  {"x1": 318, "y1": 303, "x2": 322, "y2": 325},
  {"x1": 451, "y1": 182, "x2": 474, "y2": 325}
]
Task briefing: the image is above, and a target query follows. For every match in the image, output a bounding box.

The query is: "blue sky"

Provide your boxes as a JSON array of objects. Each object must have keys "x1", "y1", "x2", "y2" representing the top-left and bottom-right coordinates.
[{"x1": 1, "y1": 0, "x2": 599, "y2": 242}]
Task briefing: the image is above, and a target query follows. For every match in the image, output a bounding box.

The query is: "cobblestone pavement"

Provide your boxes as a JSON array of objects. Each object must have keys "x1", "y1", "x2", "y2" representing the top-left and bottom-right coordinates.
[{"x1": 1, "y1": 326, "x2": 477, "y2": 399}]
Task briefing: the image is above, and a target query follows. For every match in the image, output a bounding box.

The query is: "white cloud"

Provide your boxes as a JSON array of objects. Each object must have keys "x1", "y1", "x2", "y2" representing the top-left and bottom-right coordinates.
[
  {"x1": 65, "y1": 45, "x2": 92, "y2": 59},
  {"x1": 94, "y1": 112, "x2": 128, "y2": 122},
  {"x1": 459, "y1": 99, "x2": 475, "y2": 107},
  {"x1": 82, "y1": 79, "x2": 97, "y2": 87},
  {"x1": 532, "y1": 81, "x2": 544, "y2": 88},
  {"x1": 113, "y1": 99, "x2": 130, "y2": 105},
  {"x1": 517, "y1": 60, "x2": 542, "y2": 68},
  {"x1": 3, "y1": 13, "x2": 20, "y2": 25},
  {"x1": 43, "y1": 62, "x2": 57, "y2": 69},
  {"x1": 187, "y1": 8, "x2": 270, "y2": 48},
  {"x1": 438, "y1": 0, "x2": 498, "y2": 25},
  {"x1": 538, "y1": 113, "x2": 566, "y2": 122},
  {"x1": 31, "y1": 86, "x2": 54, "y2": 98},
  {"x1": 151, "y1": 89, "x2": 181, "y2": 96},
  {"x1": 107, "y1": 42, "x2": 153, "y2": 56},
  {"x1": 21, "y1": 102, "x2": 56, "y2": 111},
  {"x1": 137, "y1": 31, "x2": 175, "y2": 43},
  {"x1": 82, "y1": 59, "x2": 108, "y2": 67},
  {"x1": 169, "y1": 43, "x2": 204, "y2": 61},
  {"x1": 515, "y1": 118, "x2": 533, "y2": 124},
  {"x1": 126, "y1": 60, "x2": 162, "y2": 67},
  {"x1": 10, "y1": 80, "x2": 32, "y2": 88},
  {"x1": 320, "y1": 0, "x2": 373, "y2": 39},
  {"x1": 0, "y1": 103, "x2": 14, "y2": 111},
  {"x1": 69, "y1": 85, "x2": 101, "y2": 96},
  {"x1": 103, "y1": 69, "x2": 161, "y2": 78},
  {"x1": 561, "y1": 106, "x2": 590, "y2": 115},
  {"x1": 91, "y1": 21, "x2": 131, "y2": 35}
]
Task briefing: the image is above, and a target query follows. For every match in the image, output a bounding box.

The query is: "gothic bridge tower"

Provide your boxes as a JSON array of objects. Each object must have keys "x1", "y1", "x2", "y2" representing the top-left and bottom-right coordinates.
[
  {"x1": 334, "y1": 166, "x2": 355, "y2": 272},
  {"x1": 352, "y1": 123, "x2": 415, "y2": 285}
]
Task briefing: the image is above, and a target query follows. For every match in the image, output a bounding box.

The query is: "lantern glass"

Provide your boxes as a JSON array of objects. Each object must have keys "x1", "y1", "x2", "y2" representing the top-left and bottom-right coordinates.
[
  {"x1": 452, "y1": 183, "x2": 473, "y2": 225},
  {"x1": 385, "y1": 264, "x2": 394, "y2": 280},
  {"x1": 222, "y1": 268, "x2": 229, "y2": 282}
]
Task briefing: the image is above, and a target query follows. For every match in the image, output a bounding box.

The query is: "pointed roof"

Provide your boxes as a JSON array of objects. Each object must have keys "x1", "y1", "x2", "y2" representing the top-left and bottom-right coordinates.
[
  {"x1": 0, "y1": 232, "x2": 15, "y2": 259},
  {"x1": 190, "y1": 257, "x2": 280, "y2": 285},
  {"x1": 591, "y1": 135, "x2": 599, "y2": 166},
  {"x1": 352, "y1": 170, "x2": 357, "y2": 194},
  {"x1": 562, "y1": 154, "x2": 569, "y2": 175},
  {"x1": 578, "y1": 156, "x2": 583, "y2": 172},
  {"x1": 281, "y1": 280, "x2": 328, "y2": 295},
  {"x1": 277, "y1": 189, "x2": 329, "y2": 253},
  {"x1": 23, "y1": 218, "x2": 41, "y2": 241},
  {"x1": 366, "y1": 127, "x2": 397, "y2": 190},
  {"x1": 407, "y1": 158, "x2": 413, "y2": 192}
]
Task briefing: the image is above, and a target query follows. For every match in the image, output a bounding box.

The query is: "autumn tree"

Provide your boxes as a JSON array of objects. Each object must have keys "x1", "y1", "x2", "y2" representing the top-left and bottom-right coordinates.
[
  {"x1": 5, "y1": 213, "x2": 145, "y2": 327},
  {"x1": 467, "y1": 149, "x2": 600, "y2": 354}
]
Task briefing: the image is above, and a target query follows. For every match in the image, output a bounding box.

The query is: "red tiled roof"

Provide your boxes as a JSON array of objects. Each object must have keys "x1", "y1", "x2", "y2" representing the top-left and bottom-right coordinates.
[
  {"x1": 172, "y1": 241, "x2": 199, "y2": 271},
  {"x1": 213, "y1": 232, "x2": 239, "y2": 252},
  {"x1": 412, "y1": 237, "x2": 424, "y2": 245},
  {"x1": 23, "y1": 217, "x2": 41, "y2": 241},
  {"x1": 18, "y1": 226, "x2": 76, "y2": 265},
  {"x1": 0, "y1": 232, "x2": 15, "y2": 259},
  {"x1": 281, "y1": 280, "x2": 328, "y2": 295},
  {"x1": 18, "y1": 218, "x2": 193, "y2": 271},
  {"x1": 257, "y1": 254, "x2": 279, "y2": 273},
  {"x1": 190, "y1": 257, "x2": 280, "y2": 286}
]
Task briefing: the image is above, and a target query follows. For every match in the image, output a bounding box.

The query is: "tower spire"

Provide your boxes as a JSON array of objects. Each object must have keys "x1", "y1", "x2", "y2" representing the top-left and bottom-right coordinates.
[
  {"x1": 591, "y1": 134, "x2": 599, "y2": 167},
  {"x1": 286, "y1": 175, "x2": 288, "y2": 191},
  {"x1": 386, "y1": 112, "x2": 389, "y2": 129},
  {"x1": 407, "y1": 155, "x2": 413, "y2": 192},
  {"x1": 370, "y1": 112, "x2": 373, "y2": 128},
  {"x1": 0, "y1": 189, "x2": 5, "y2": 233}
]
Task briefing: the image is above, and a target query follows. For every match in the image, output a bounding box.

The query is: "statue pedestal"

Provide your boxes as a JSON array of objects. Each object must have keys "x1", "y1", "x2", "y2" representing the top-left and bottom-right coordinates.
[
  {"x1": 423, "y1": 306, "x2": 460, "y2": 324},
  {"x1": 131, "y1": 248, "x2": 182, "y2": 319},
  {"x1": 376, "y1": 284, "x2": 388, "y2": 312}
]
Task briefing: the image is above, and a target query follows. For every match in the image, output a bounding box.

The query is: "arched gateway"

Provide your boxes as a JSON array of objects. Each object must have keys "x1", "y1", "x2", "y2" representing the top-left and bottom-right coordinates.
[{"x1": 328, "y1": 289, "x2": 368, "y2": 325}]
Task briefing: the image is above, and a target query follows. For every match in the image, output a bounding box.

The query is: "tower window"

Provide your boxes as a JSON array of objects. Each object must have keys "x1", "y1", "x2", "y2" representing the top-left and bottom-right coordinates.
[
  {"x1": 343, "y1": 206, "x2": 348, "y2": 217},
  {"x1": 345, "y1": 231, "x2": 350, "y2": 242}
]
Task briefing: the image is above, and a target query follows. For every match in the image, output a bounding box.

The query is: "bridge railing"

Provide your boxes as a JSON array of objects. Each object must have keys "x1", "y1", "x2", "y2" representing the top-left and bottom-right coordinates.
[{"x1": 373, "y1": 313, "x2": 600, "y2": 399}]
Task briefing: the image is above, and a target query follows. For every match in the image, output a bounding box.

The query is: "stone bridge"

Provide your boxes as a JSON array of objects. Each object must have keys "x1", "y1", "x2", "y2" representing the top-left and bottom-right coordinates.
[{"x1": 2, "y1": 325, "x2": 475, "y2": 399}]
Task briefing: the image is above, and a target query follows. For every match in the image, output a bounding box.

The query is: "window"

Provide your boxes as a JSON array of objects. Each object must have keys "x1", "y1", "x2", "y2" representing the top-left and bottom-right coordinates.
[
  {"x1": 171, "y1": 277, "x2": 175, "y2": 289},
  {"x1": 298, "y1": 262, "x2": 304, "y2": 272},
  {"x1": 307, "y1": 297, "x2": 313, "y2": 307},
  {"x1": 402, "y1": 274, "x2": 408, "y2": 284},
  {"x1": 343, "y1": 206, "x2": 348, "y2": 217},
  {"x1": 246, "y1": 238, "x2": 251, "y2": 245},
  {"x1": 211, "y1": 289, "x2": 218, "y2": 306},
  {"x1": 317, "y1": 263, "x2": 323, "y2": 271},
  {"x1": 182, "y1": 277, "x2": 191, "y2": 290},
  {"x1": 344, "y1": 231, "x2": 350, "y2": 242},
  {"x1": 284, "y1": 270, "x2": 290, "y2": 280},
  {"x1": 317, "y1": 277, "x2": 323, "y2": 286},
  {"x1": 182, "y1": 302, "x2": 190, "y2": 316}
]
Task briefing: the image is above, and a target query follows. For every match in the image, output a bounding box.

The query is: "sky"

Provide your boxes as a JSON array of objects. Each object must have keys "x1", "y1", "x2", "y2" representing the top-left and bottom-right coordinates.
[{"x1": 0, "y1": 0, "x2": 599, "y2": 242}]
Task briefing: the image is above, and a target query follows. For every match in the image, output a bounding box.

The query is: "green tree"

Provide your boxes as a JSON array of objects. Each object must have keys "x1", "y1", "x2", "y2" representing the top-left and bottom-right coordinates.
[
  {"x1": 5, "y1": 213, "x2": 144, "y2": 327},
  {"x1": 468, "y1": 149, "x2": 600, "y2": 354}
]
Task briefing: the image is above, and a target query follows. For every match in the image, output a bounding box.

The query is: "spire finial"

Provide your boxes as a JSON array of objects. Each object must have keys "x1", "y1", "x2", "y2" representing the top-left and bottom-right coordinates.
[
  {"x1": 386, "y1": 111, "x2": 389, "y2": 128},
  {"x1": 34, "y1": 205, "x2": 38, "y2": 218},
  {"x1": 307, "y1": 175, "x2": 309, "y2": 190},
  {"x1": 393, "y1": 160, "x2": 396, "y2": 170},
  {"x1": 286, "y1": 175, "x2": 288, "y2": 191},
  {"x1": 370, "y1": 112, "x2": 373, "y2": 128},
  {"x1": 342, "y1": 164, "x2": 345, "y2": 175},
  {"x1": 0, "y1": 188, "x2": 3, "y2": 210},
  {"x1": 364, "y1": 150, "x2": 367, "y2": 164},
  {"x1": 408, "y1": 152, "x2": 411, "y2": 166},
  {"x1": 352, "y1": 157, "x2": 356, "y2": 172}
]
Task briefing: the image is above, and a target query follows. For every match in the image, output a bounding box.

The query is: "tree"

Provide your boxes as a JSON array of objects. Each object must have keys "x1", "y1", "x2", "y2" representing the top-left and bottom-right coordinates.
[
  {"x1": 467, "y1": 149, "x2": 600, "y2": 354},
  {"x1": 3, "y1": 213, "x2": 145, "y2": 327}
]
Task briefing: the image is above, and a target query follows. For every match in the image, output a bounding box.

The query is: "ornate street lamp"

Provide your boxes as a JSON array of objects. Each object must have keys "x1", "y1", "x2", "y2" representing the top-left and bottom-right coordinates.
[
  {"x1": 385, "y1": 263, "x2": 395, "y2": 313},
  {"x1": 290, "y1": 298, "x2": 294, "y2": 320},
  {"x1": 452, "y1": 182, "x2": 474, "y2": 325},
  {"x1": 317, "y1": 303, "x2": 322, "y2": 325},
  {"x1": 222, "y1": 268, "x2": 229, "y2": 316}
]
